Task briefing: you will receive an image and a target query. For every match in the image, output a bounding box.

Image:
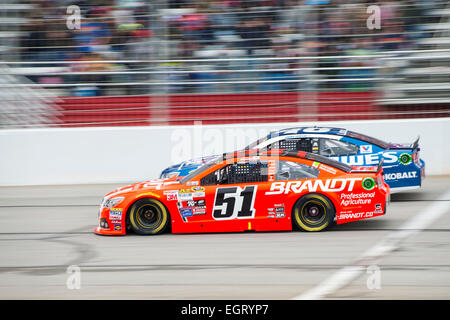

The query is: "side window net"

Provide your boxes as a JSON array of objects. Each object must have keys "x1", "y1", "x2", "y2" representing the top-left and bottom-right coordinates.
[
  {"x1": 227, "y1": 162, "x2": 268, "y2": 184},
  {"x1": 269, "y1": 139, "x2": 314, "y2": 153},
  {"x1": 200, "y1": 162, "x2": 268, "y2": 185}
]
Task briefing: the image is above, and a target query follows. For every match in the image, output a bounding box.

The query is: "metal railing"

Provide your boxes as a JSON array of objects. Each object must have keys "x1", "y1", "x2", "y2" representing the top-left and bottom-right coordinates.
[{"x1": 0, "y1": 0, "x2": 449, "y2": 128}]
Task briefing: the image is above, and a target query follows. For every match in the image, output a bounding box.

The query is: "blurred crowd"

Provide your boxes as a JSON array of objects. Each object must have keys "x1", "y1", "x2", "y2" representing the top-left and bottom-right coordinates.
[{"x1": 16, "y1": 0, "x2": 444, "y2": 95}]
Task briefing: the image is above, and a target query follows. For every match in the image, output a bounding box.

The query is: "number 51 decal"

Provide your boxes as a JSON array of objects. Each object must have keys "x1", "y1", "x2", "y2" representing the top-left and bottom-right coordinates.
[{"x1": 213, "y1": 186, "x2": 257, "y2": 220}]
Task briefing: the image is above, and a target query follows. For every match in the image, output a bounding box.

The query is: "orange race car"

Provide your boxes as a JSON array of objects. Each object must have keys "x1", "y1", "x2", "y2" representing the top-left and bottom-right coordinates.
[{"x1": 94, "y1": 150, "x2": 390, "y2": 236}]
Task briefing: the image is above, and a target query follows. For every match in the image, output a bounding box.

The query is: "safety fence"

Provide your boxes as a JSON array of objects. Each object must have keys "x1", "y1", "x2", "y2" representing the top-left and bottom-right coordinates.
[
  {"x1": 0, "y1": 1, "x2": 449, "y2": 128},
  {"x1": 2, "y1": 117, "x2": 449, "y2": 186}
]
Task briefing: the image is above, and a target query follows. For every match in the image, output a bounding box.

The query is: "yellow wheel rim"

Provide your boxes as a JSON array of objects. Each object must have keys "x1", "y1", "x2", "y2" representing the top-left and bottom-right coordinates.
[{"x1": 130, "y1": 199, "x2": 168, "y2": 234}]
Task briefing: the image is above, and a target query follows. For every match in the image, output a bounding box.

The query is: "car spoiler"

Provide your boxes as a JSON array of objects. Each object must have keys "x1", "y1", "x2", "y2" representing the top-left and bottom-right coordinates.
[
  {"x1": 412, "y1": 136, "x2": 420, "y2": 149},
  {"x1": 388, "y1": 136, "x2": 420, "y2": 150}
]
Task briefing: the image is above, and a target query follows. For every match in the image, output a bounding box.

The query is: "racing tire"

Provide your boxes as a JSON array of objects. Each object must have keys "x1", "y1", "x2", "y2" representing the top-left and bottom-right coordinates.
[
  {"x1": 292, "y1": 194, "x2": 335, "y2": 232},
  {"x1": 128, "y1": 198, "x2": 170, "y2": 235}
]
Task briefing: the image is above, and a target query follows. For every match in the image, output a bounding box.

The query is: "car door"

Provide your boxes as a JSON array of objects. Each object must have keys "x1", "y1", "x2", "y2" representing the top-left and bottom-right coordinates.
[
  {"x1": 198, "y1": 159, "x2": 271, "y2": 232},
  {"x1": 261, "y1": 159, "x2": 323, "y2": 231}
]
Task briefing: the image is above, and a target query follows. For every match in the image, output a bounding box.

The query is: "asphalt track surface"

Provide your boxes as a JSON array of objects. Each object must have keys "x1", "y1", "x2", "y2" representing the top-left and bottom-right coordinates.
[{"x1": 0, "y1": 177, "x2": 449, "y2": 299}]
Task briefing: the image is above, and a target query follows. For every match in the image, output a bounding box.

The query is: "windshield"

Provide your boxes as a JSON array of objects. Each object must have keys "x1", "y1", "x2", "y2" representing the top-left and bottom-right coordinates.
[{"x1": 179, "y1": 156, "x2": 222, "y2": 184}]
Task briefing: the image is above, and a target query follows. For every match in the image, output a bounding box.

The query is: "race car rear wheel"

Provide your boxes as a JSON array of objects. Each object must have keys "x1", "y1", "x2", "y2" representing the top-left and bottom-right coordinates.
[
  {"x1": 128, "y1": 198, "x2": 170, "y2": 235},
  {"x1": 292, "y1": 194, "x2": 335, "y2": 232}
]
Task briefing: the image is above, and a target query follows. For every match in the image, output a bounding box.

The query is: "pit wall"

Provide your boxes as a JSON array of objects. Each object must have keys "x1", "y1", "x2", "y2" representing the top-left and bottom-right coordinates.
[{"x1": 1, "y1": 118, "x2": 449, "y2": 186}]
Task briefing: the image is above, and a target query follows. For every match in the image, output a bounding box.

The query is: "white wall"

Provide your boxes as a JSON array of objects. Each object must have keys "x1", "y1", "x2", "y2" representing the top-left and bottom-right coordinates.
[{"x1": 1, "y1": 118, "x2": 449, "y2": 186}]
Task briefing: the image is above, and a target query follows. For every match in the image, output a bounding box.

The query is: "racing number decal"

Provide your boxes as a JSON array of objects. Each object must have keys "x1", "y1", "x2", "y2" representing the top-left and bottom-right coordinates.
[
  {"x1": 213, "y1": 186, "x2": 257, "y2": 220},
  {"x1": 213, "y1": 187, "x2": 236, "y2": 219}
]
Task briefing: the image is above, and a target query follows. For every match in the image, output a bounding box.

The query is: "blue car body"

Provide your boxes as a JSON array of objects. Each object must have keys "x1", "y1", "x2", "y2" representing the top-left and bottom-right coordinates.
[{"x1": 160, "y1": 127, "x2": 425, "y2": 192}]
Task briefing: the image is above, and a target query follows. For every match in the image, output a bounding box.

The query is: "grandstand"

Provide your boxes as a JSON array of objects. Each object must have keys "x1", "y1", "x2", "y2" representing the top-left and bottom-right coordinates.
[{"x1": 0, "y1": 0, "x2": 449, "y2": 128}]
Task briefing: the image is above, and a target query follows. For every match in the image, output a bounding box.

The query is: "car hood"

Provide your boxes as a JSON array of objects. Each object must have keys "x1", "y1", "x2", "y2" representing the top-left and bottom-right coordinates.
[{"x1": 163, "y1": 155, "x2": 219, "y2": 172}]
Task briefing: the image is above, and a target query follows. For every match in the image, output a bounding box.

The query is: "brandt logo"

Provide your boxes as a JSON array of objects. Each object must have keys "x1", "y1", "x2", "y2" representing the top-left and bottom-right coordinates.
[{"x1": 266, "y1": 178, "x2": 363, "y2": 195}]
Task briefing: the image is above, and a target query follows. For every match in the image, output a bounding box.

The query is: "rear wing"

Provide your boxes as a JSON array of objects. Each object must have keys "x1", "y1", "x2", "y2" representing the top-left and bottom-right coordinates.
[
  {"x1": 388, "y1": 136, "x2": 420, "y2": 150},
  {"x1": 412, "y1": 136, "x2": 420, "y2": 149}
]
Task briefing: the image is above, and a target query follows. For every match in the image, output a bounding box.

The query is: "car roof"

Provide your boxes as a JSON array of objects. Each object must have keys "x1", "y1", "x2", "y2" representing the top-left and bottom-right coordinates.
[
  {"x1": 221, "y1": 149, "x2": 353, "y2": 173},
  {"x1": 270, "y1": 127, "x2": 346, "y2": 137},
  {"x1": 266, "y1": 126, "x2": 389, "y2": 149}
]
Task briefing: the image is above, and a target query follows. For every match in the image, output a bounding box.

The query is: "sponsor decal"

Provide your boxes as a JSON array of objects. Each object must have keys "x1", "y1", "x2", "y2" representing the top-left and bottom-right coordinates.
[
  {"x1": 178, "y1": 192, "x2": 205, "y2": 201},
  {"x1": 164, "y1": 191, "x2": 178, "y2": 201},
  {"x1": 179, "y1": 208, "x2": 193, "y2": 218},
  {"x1": 113, "y1": 225, "x2": 122, "y2": 231},
  {"x1": 193, "y1": 207, "x2": 206, "y2": 215},
  {"x1": 109, "y1": 208, "x2": 122, "y2": 220},
  {"x1": 191, "y1": 186, "x2": 205, "y2": 192},
  {"x1": 318, "y1": 164, "x2": 336, "y2": 175},
  {"x1": 312, "y1": 140, "x2": 319, "y2": 152},
  {"x1": 384, "y1": 171, "x2": 417, "y2": 180},
  {"x1": 340, "y1": 192, "x2": 375, "y2": 206},
  {"x1": 274, "y1": 204, "x2": 285, "y2": 218},
  {"x1": 265, "y1": 178, "x2": 362, "y2": 195},
  {"x1": 186, "y1": 181, "x2": 199, "y2": 186},
  {"x1": 362, "y1": 177, "x2": 376, "y2": 191},
  {"x1": 193, "y1": 192, "x2": 205, "y2": 198},
  {"x1": 268, "y1": 160, "x2": 276, "y2": 182},
  {"x1": 178, "y1": 193, "x2": 193, "y2": 201},
  {"x1": 312, "y1": 161, "x2": 336, "y2": 174},
  {"x1": 374, "y1": 203, "x2": 383, "y2": 213},
  {"x1": 399, "y1": 153, "x2": 412, "y2": 165},
  {"x1": 339, "y1": 211, "x2": 374, "y2": 221},
  {"x1": 179, "y1": 189, "x2": 191, "y2": 194},
  {"x1": 163, "y1": 181, "x2": 179, "y2": 186},
  {"x1": 360, "y1": 145, "x2": 373, "y2": 154},
  {"x1": 143, "y1": 181, "x2": 164, "y2": 190},
  {"x1": 352, "y1": 166, "x2": 377, "y2": 172},
  {"x1": 183, "y1": 199, "x2": 206, "y2": 207},
  {"x1": 331, "y1": 151, "x2": 398, "y2": 166},
  {"x1": 167, "y1": 193, "x2": 178, "y2": 201}
]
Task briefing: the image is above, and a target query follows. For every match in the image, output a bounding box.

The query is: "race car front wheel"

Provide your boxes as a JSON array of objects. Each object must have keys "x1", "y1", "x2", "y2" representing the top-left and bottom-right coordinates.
[
  {"x1": 128, "y1": 198, "x2": 170, "y2": 235},
  {"x1": 292, "y1": 194, "x2": 335, "y2": 232}
]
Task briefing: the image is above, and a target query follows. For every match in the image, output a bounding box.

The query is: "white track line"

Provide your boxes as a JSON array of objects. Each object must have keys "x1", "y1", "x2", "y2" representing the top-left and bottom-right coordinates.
[{"x1": 292, "y1": 190, "x2": 450, "y2": 300}]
